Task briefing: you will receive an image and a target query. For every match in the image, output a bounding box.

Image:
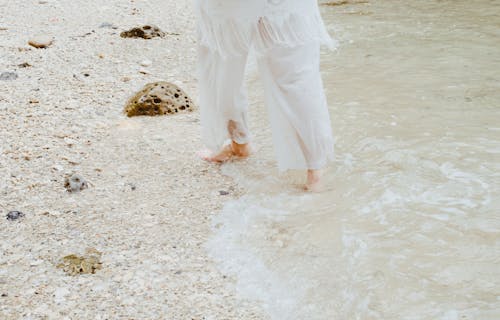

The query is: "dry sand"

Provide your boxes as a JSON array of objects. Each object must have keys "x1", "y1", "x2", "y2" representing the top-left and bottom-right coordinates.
[{"x1": 0, "y1": 0, "x2": 267, "y2": 318}]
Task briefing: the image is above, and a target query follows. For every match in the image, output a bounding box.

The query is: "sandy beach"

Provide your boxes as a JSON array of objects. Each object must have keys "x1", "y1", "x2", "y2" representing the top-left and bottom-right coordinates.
[
  {"x1": 2, "y1": 0, "x2": 500, "y2": 319},
  {"x1": 0, "y1": 0, "x2": 267, "y2": 318}
]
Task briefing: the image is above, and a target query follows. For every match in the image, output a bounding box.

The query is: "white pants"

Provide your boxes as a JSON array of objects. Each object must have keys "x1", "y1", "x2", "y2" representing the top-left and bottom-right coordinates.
[{"x1": 197, "y1": 22, "x2": 335, "y2": 171}]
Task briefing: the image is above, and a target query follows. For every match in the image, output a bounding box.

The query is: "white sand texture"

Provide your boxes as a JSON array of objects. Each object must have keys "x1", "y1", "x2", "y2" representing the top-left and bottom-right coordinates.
[{"x1": 0, "y1": 0, "x2": 267, "y2": 319}]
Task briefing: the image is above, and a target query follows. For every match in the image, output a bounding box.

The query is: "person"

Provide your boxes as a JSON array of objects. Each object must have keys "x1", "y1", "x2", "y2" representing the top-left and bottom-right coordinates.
[{"x1": 195, "y1": 0, "x2": 335, "y2": 191}]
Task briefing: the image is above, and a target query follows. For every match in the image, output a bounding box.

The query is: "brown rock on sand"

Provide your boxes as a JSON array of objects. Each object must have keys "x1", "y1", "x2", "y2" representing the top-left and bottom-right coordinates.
[
  {"x1": 124, "y1": 81, "x2": 195, "y2": 117},
  {"x1": 28, "y1": 35, "x2": 54, "y2": 48},
  {"x1": 120, "y1": 25, "x2": 165, "y2": 39}
]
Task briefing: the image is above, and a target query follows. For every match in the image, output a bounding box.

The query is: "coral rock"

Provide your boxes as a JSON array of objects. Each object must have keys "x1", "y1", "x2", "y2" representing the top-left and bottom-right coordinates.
[
  {"x1": 124, "y1": 81, "x2": 195, "y2": 117},
  {"x1": 120, "y1": 25, "x2": 165, "y2": 39},
  {"x1": 56, "y1": 247, "x2": 102, "y2": 276}
]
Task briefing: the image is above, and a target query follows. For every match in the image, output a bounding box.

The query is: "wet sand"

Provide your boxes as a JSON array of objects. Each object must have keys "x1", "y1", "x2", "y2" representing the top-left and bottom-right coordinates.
[{"x1": 208, "y1": 0, "x2": 500, "y2": 319}]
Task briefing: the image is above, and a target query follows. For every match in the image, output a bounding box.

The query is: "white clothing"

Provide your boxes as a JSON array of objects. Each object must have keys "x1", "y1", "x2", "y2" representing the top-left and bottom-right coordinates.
[
  {"x1": 195, "y1": 0, "x2": 336, "y2": 57},
  {"x1": 196, "y1": 0, "x2": 335, "y2": 171}
]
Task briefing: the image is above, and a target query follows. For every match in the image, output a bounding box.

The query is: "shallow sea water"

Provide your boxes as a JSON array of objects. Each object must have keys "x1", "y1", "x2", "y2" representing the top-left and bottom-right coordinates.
[{"x1": 207, "y1": 1, "x2": 500, "y2": 319}]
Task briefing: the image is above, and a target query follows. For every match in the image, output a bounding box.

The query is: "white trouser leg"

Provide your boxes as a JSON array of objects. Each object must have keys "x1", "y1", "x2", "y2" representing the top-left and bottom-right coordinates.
[
  {"x1": 197, "y1": 44, "x2": 251, "y2": 152},
  {"x1": 257, "y1": 42, "x2": 335, "y2": 171}
]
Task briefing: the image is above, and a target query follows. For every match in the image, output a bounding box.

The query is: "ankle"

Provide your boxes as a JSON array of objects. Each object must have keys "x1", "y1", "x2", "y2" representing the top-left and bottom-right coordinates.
[
  {"x1": 307, "y1": 169, "x2": 321, "y2": 182},
  {"x1": 231, "y1": 141, "x2": 250, "y2": 156}
]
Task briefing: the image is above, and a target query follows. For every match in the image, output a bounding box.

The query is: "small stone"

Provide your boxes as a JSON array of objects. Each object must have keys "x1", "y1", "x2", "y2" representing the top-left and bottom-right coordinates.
[
  {"x1": 219, "y1": 190, "x2": 230, "y2": 196},
  {"x1": 39, "y1": 0, "x2": 48, "y2": 4},
  {"x1": 64, "y1": 174, "x2": 89, "y2": 192},
  {"x1": 18, "y1": 62, "x2": 32, "y2": 68},
  {"x1": 98, "y1": 53, "x2": 105, "y2": 59},
  {"x1": 120, "y1": 25, "x2": 165, "y2": 39},
  {"x1": 122, "y1": 76, "x2": 131, "y2": 82},
  {"x1": 6, "y1": 211, "x2": 25, "y2": 221},
  {"x1": 139, "y1": 59, "x2": 152, "y2": 67},
  {"x1": 126, "y1": 183, "x2": 137, "y2": 191},
  {"x1": 28, "y1": 35, "x2": 54, "y2": 48},
  {"x1": 29, "y1": 99, "x2": 39, "y2": 104},
  {"x1": 1, "y1": 293, "x2": 7, "y2": 297},
  {"x1": 0, "y1": 72, "x2": 18, "y2": 80}
]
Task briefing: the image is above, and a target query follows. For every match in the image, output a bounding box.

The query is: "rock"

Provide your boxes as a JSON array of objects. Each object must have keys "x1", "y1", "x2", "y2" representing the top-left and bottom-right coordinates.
[
  {"x1": 139, "y1": 59, "x2": 152, "y2": 67},
  {"x1": 125, "y1": 182, "x2": 137, "y2": 191},
  {"x1": 124, "y1": 81, "x2": 196, "y2": 117},
  {"x1": 28, "y1": 35, "x2": 54, "y2": 48},
  {"x1": 64, "y1": 174, "x2": 88, "y2": 192},
  {"x1": 56, "y1": 247, "x2": 102, "y2": 276},
  {"x1": 120, "y1": 25, "x2": 165, "y2": 39},
  {"x1": 219, "y1": 190, "x2": 230, "y2": 196},
  {"x1": 0, "y1": 72, "x2": 18, "y2": 80},
  {"x1": 6, "y1": 211, "x2": 25, "y2": 221},
  {"x1": 18, "y1": 62, "x2": 32, "y2": 68}
]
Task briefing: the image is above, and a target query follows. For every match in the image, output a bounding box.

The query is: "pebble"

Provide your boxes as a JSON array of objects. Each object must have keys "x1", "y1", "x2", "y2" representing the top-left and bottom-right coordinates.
[
  {"x1": 28, "y1": 35, "x2": 54, "y2": 48},
  {"x1": 6, "y1": 211, "x2": 25, "y2": 221},
  {"x1": 126, "y1": 182, "x2": 137, "y2": 191},
  {"x1": 139, "y1": 59, "x2": 152, "y2": 67},
  {"x1": 64, "y1": 174, "x2": 89, "y2": 192},
  {"x1": 219, "y1": 190, "x2": 230, "y2": 196},
  {"x1": 0, "y1": 72, "x2": 18, "y2": 80}
]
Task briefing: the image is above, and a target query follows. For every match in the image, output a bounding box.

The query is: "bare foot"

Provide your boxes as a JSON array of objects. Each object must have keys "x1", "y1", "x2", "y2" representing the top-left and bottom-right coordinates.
[
  {"x1": 304, "y1": 169, "x2": 324, "y2": 192},
  {"x1": 200, "y1": 141, "x2": 251, "y2": 163}
]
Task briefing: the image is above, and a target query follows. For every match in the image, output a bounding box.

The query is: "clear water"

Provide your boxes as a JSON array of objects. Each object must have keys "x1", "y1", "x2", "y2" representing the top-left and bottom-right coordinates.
[{"x1": 207, "y1": 1, "x2": 500, "y2": 319}]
